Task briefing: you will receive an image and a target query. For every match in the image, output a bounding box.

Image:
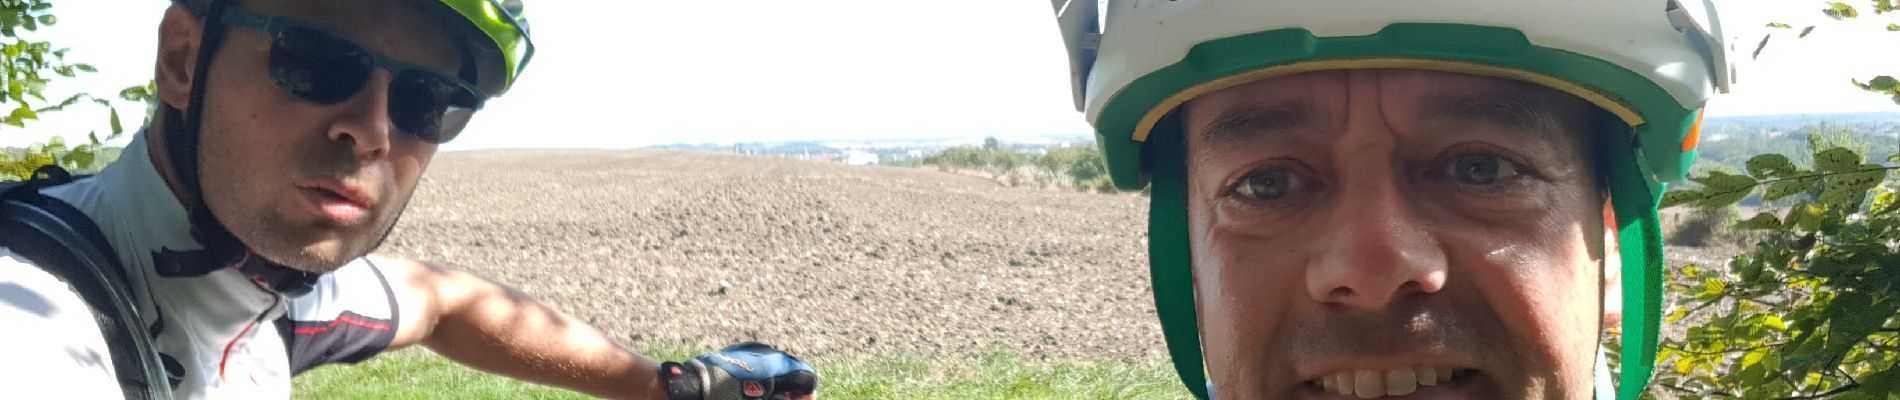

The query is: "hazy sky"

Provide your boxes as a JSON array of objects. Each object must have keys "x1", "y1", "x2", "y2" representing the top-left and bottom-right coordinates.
[{"x1": 5, "y1": 0, "x2": 1898, "y2": 150}]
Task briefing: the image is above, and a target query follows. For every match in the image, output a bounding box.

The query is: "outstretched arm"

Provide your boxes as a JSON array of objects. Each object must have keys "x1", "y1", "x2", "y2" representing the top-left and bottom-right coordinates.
[{"x1": 380, "y1": 257, "x2": 667, "y2": 399}]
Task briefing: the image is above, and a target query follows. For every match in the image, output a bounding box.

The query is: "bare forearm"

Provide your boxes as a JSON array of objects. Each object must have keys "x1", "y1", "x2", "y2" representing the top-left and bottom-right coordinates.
[{"x1": 418, "y1": 272, "x2": 667, "y2": 399}]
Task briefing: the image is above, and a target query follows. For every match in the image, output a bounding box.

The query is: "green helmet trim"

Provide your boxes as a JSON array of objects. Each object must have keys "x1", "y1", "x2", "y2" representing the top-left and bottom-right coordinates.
[
  {"x1": 1094, "y1": 23, "x2": 1702, "y2": 191},
  {"x1": 434, "y1": 0, "x2": 534, "y2": 95},
  {"x1": 1112, "y1": 23, "x2": 1698, "y2": 400}
]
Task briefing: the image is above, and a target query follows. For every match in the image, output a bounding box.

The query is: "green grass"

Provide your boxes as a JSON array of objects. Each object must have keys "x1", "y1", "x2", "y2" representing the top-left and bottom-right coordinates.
[{"x1": 293, "y1": 347, "x2": 1191, "y2": 399}]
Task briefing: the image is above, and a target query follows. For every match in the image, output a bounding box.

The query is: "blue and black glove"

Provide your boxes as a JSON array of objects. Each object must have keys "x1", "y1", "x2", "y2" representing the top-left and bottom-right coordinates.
[{"x1": 660, "y1": 342, "x2": 818, "y2": 400}]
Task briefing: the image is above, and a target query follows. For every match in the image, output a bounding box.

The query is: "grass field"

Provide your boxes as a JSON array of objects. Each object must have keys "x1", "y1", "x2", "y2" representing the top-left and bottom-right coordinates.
[{"x1": 292, "y1": 347, "x2": 1193, "y2": 399}]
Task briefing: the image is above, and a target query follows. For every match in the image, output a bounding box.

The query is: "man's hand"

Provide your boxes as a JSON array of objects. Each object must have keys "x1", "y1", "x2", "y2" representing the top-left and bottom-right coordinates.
[{"x1": 663, "y1": 342, "x2": 818, "y2": 400}]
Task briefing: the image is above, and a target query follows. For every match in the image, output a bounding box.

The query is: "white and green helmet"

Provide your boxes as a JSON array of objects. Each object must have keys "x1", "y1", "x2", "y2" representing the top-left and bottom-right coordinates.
[{"x1": 1049, "y1": 0, "x2": 1740, "y2": 398}]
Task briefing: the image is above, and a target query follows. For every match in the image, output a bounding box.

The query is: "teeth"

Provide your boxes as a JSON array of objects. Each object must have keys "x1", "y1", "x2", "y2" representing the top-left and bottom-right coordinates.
[
  {"x1": 1314, "y1": 366, "x2": 1459, "y2": 398},
  {"x1": 1385, "y1": 368, "x2": 1416, "y2": 396},
  {"x1": 1355, "y1": 370, "x2": 1379, "y2": 398}
]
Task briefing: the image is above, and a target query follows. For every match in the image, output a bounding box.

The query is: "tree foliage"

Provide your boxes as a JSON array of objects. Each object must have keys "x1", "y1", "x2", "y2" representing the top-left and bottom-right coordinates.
[
  {"x1": 923, "y1": 139, "x2": 1112, "y2": 192},
  {"x1": 0, "y1": 0, "x2": 150, "y2": 181},
  {"x1": 1652, "y1": 135, "x2": 1900, "y2": 398}
]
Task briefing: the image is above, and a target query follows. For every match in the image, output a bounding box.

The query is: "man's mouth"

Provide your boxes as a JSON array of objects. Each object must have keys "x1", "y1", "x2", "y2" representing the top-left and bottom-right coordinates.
[
  {"x1": 298, "y1": 180, "x2": 374, "y2": 224},
  {"x1": 1308, "y1": 366, "x2": 1480, "y2": 398}
]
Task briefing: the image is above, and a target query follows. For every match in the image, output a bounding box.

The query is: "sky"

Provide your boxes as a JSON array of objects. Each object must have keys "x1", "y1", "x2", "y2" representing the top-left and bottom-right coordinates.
[{"x1": 4, "y1": 0, "x2": 1898, "y2": 150}]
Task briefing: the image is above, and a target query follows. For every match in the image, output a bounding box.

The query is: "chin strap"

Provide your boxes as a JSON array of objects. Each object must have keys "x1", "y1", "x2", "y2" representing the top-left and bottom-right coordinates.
[{"x1": 164, "y1": 0, "x2": 249, "y2": 275}]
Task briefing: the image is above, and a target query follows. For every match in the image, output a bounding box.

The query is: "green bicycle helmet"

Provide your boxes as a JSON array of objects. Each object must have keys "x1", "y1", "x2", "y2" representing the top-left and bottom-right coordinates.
[
  {"x1": 427, "y1": 0, "x2": 535, "y2": 96},
  {"x1": 174, "y1": 0, "x2": 535, "y2": 96},
  {"x1": 1049, "y1": 0, "x2": 1740, "y2": 398}
]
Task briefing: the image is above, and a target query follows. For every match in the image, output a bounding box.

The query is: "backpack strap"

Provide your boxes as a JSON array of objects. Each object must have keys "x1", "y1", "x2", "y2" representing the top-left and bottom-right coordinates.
[{"x1": 0, "y1": 166, "x2": 173, "y2": 400}]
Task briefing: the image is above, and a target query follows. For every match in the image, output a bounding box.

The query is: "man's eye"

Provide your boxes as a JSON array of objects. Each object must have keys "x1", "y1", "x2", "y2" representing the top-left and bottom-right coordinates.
[
  {"x1": 1447, "y1": 154, "x2": 1522, "y2": 185},
  {"x1": 1230, "y1": 169, "x2": 1298, "y2": 201}
]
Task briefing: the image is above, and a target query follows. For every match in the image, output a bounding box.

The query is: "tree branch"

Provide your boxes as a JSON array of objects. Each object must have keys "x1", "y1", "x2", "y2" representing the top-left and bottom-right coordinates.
[
  {"x1": 1778, "y1": 383, "x2": 1860, "y2": 400},
  {"x1": 1741, "y1": 296, "x2": 1795, "y2": 309},
  {"x1": 1667, "y1": 342, "x2": 1788, "y2": 356},
  {"x1": 1690, "y1": 165, "x2": 1900, "y2": 208},
  {"x1": 1662, "y1": 383, "x2": 1737, "y2": 398}
]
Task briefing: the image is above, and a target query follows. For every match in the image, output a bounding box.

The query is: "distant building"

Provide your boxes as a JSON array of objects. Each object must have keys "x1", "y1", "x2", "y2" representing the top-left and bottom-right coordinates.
[{"x1": 843, "y1": 150, "x2": 878, "y2": 165}]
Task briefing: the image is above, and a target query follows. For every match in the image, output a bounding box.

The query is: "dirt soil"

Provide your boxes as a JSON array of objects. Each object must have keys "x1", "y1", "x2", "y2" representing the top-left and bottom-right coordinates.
[
  {"x1": 378, "y1": 149, "x2": 1737, "y2": 363},
  {"x1": 379, "y1": 149, "x2": 1160, "y2": 362}
]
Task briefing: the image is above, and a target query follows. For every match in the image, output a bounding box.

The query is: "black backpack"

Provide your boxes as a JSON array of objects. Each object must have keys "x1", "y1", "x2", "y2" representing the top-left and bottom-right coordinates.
[{"x1": 0, "y1": 165, "x2": 173, "y2": 400}]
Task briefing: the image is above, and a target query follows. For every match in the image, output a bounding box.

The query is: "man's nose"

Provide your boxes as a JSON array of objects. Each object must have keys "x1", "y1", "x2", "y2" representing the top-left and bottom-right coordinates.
[
  {"x1": 1304, "y1": 172, "x2": 1450, "y2": 309},
  {"x1": 326, "y1": 72, "x2": 396, "y2": 160}
]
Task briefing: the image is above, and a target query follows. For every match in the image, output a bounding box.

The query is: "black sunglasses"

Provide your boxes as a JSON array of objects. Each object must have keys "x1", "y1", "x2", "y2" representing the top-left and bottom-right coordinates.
[{"x1": 220, "y1": 8, "x2": 487, "y2": 144}]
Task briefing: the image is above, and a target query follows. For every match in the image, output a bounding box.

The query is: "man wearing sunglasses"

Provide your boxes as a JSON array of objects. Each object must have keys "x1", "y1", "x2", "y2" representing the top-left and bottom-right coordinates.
[
  {"x1": 1050, "y1": 0, "x2": 1742, "y2": 399},
  {"x1": 0, "y1": 1, "x2": 818, "y2": 399}
]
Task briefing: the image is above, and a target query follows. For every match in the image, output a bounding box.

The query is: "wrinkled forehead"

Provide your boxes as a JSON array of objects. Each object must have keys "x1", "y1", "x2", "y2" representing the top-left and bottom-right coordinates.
[{"x1": 1181, "y1": 69, "x2": 1601, "y2": 146}]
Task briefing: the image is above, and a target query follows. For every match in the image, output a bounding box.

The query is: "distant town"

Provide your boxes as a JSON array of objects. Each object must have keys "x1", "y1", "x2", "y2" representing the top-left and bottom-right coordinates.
[
  {"x1": 647, "y1": 112, "x2": 1900, "y2": 168},
  {"x1": 646, "y1": 134, "x2": 1099, "y2": 167}
]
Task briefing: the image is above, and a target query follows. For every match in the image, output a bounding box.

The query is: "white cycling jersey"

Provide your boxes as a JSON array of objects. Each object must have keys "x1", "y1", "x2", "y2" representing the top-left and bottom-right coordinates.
[{"x1": 0, "y1": 130, "x2": 403, "y2": 399}]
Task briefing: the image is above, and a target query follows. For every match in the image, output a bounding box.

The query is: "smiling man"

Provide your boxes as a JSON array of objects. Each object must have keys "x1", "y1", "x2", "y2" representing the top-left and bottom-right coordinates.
[{"x1": 1050, "y1": 0, "x2": 1739, "y2": 399}]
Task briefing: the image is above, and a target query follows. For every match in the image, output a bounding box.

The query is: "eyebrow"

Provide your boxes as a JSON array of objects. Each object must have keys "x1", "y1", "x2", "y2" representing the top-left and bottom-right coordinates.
[
  {"x1": 1196, "y1": 102, "x2": 1314, "y2": 148},
  {"x1": 1417, "y1": 90, "x2": 1562, "y2": 138}
]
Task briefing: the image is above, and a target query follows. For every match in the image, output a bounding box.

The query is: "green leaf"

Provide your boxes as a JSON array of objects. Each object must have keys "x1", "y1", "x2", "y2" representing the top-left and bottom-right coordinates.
[
  {"x1": 1882, "y1": 0, "x2": 1898, "y2": 13},
  {"x1": 1815, "y1": 147, "x2": 1862, "y2": 172},
  {"x1": 1819, "y1": 165, "x2": 1888, "y2": 207},
  {"x1": 61, "y1": 148, "x2": 92, "y2": 169},
  {"x1": 1870, "y1": 76, "x2": 1900, "y2": 91},
  {"x1": 119, "y1": 85, "x2": 152, "y2": 102},
  {"x1": 1739, "y1": 212, "x2": 1782, "y2": 230},
  {"x1": 1796, "y1": 203, "x2": 1826, "y2": 231},
  {"x1": 1696, "y1": 278, "x2": 1728, "y2": 301},
  {"x1": 1800, "y1": 25, "x2": 1817, "y2": 38},
  {"x1": 1745, "y1": 154, "x2": 1797, "y2": 178},
  {"x1": 1864, "y1": 367, "x2": 1900, "y2": 398},
  {"x1": 1765, "y1": 176, "x2": 1820, "y2": 201},
  {"x1": 71, "y1": 63, "x2": 93, "y2": 73},
  {"x1": 1695, "y1": 171, "x2": 1759, "y2": 192},
  {"x1": 1825, "y1": 2, "x2": 1861, "y2": 19},
  {"x1": 1740, "y1": 346, "x2": 1768, "y2": 371},
  {"x1": 1660, "y1": 189, "x2": 1707, "y2": 209},
  {"x1": 1822, "y1": 291, "x2": 1896, "y2": 358},
  {"x1": 1889, "y1": 23, "x2": 1900, "y2": 31},
  {"x1": 28, "y1": 2, "x2": 51, "y2": 11},
  {"x1": 8, "y1": 106, "x2": 36, "y2": 121},
  {"x1": 1874, "y1": 189, "x2": 1899, "y2": 215},
  {"x1": 1767, "y1": 22, "x2": 1793, "y2": 28},
  {"x1": 108, "y1": 108, "x2": 122, "y2": 135},
  {"x1": 1692, "y1": 171, "x2": 1757, "y2": 207},
  {"x1": 34, "y1": 15, "x2": 52, "y2": 26},
  {"x1": 1764, "y1": 315, "x2": 1787, "y2": 330},
  {"x1": 1752, "y1": 34, "x2": 1772, "y2": 59}
]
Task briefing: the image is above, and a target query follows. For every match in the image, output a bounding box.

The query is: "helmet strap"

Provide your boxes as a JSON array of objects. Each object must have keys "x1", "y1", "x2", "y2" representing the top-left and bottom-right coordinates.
[
  {"x1": 164, "y1": 0, "x2": 251, "y2": 275},
  {"x1": 1145, "y1": 112, "x2": 1213, "y2": 399}
]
